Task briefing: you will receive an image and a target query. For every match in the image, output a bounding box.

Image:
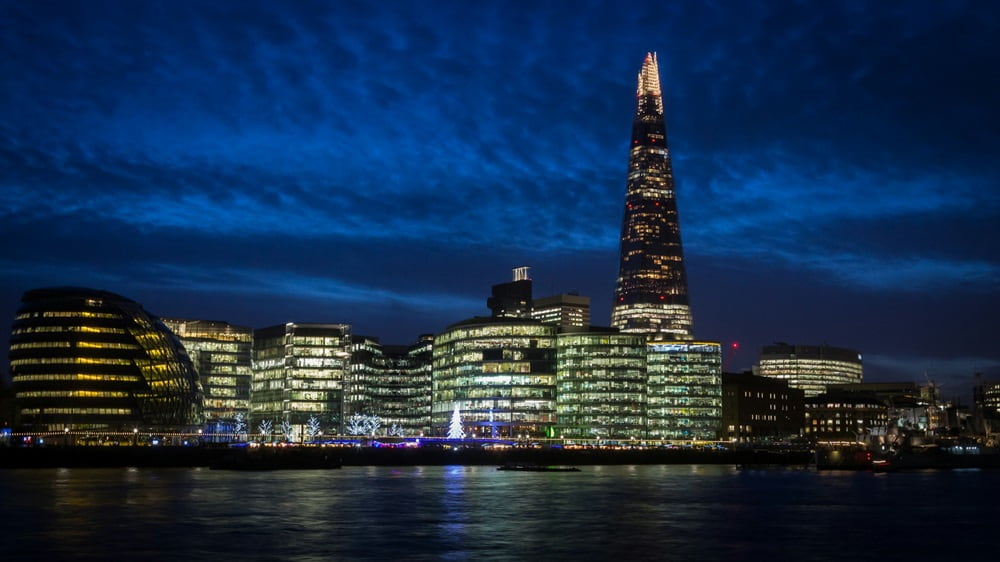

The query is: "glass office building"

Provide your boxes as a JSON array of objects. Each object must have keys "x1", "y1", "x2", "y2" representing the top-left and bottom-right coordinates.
[
  {"x1": 252, "y1": 322, "x2": 351, "y2": 440},
  {"x1": 555, "y1": 329, "x2": 646, "y2": 439},
  {"x1": 347, "y1": 334, "x2": 433, "y2": 436},
  {"x1": 756, "y1": 344, "x2": 863, "y2": 397},
  {"x1": 646, "y1": 341, "x2": 722, "y2": 439},
  {"x1": 161, "y1": 318, "x2": 252, "y2": 437},
  {"x1": 432, "y1": 317, "x2": 557, "y2": 438},
  {"x1": 8, "y1": 287, "x2": 203, "y2": 432}
]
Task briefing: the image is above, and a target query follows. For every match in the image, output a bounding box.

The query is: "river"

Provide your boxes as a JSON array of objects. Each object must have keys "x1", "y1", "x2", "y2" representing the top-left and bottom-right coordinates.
[{"x1": 1, "y1": 465, "x2": 996, "y2": 560}]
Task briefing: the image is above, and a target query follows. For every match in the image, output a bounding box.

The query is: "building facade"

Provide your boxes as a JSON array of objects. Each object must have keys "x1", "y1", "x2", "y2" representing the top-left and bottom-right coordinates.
[
  {"x1": 611, "y1": 53, "x2": 693, "y2": 339},
  {"x1": 8, "y1": 287, "x2": 203, "y2": 432},
  {"x1": 646, "y1": 341, "x2": 722, "y2": 440},
  {"x1": 555, "y1": 329, "x2": 646, "y2": 439},
  {"x1": 803, "y1": 390, "x2": 889, "y2": 442},
  {"x1": 756, "y1": 344, "x2": 863, "y2": 397},
  {"x1": 721, "y1": 372, "x2": 804, "y2": 442},
  {"x1": 161, "y1": 318, "x2": 252, "y2": 436},
  {"x1": 487, "y1": 267, "x2": 533, "y2": 319},
  {"x1": 346, "y1": 334, "x2": 433, "y2": 436},
  {"x1": 432, "y1": 317, "x2": 557, "y2": 438},
  {"x1": 532, "y1": 293, "x2": 591, "y2": 329},
  {"x1": 251, "y1": 323, "x2": 351, "y2": 440}
]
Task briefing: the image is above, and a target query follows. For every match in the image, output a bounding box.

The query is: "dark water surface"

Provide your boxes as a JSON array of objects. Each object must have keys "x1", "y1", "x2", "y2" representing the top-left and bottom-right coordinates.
[{"x1": 1, "y1": 465, "x2": 997, "y2": 561}]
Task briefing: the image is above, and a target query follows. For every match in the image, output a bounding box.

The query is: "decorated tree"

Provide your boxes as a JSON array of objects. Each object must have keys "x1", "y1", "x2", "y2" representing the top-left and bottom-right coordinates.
[
  {"x1": 306, "y1": 415, "x2": 322, "y2": 442},
  {"x1": 388, "y1": 423, "x2": 405, "y2": 437},
  {"x1": 346, "y1": 414, "x2": 367, "y2": 436},
  {"x1": 233, "y1": 412, "x2": 248, "y2": 442},
  {"x1": 280, "y1": 420, "x2": 295, "y2": 442},
  {"x1": 364, "y1": 414, "x2": 381, "y2": 437},
  {"x1": 258, "y1": 419, "x2": 273, "y2": 441},
  {"x1": 448, "y1": 404, "x2": 464, "y2": 439}
]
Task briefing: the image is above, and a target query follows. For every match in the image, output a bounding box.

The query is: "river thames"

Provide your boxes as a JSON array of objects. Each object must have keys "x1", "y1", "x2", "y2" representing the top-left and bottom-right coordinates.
[{"x1": 1, "y1": 464, "x2": 997, "y2": 561}]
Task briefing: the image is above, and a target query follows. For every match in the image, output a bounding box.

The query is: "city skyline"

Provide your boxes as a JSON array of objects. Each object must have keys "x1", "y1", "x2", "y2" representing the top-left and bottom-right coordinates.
[{"x1": 2, "y1": 2, "x2": 998, "y2": 394}]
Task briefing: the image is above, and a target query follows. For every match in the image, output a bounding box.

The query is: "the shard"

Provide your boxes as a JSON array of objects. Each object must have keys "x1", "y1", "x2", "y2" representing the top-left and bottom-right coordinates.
[{"x1": 611, "y1": 53, "x2": 692, "y2": 339}]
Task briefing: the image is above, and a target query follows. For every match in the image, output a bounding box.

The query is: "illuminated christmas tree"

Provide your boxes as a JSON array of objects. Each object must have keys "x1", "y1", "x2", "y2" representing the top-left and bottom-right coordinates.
[{"x1": 448, "y1": 404, "x2": 464, "y2": 439}]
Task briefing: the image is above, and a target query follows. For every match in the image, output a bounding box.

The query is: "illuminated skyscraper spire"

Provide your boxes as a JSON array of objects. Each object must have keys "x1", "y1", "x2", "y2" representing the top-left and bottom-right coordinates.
[{"x1": 611, "y1": 53, "x2": 693, "y2": 339}]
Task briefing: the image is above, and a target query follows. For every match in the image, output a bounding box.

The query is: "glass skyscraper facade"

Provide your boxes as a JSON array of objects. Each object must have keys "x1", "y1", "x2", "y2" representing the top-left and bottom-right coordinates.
[
  {"x1": 8, "y1": 287, "x2": 203, "y2": 432},
  {"x1": 432, "y1": 317, "x2": 557, "y2": 438},
  {"x1": 251, "y1": 323, "x2": 351, "y2": 439},
  {"x1": 555, "y1": 330, "x2": 647, "y2": 439},
  {"x1": 646, "y1": 341, "x2": 722, "y2": 440},
  {"x1": 612, "y1": 52, "x2": 693, "y2": 339},
  {"x1": 161, "y1": 318, "x2": 252, "y2": 435}
]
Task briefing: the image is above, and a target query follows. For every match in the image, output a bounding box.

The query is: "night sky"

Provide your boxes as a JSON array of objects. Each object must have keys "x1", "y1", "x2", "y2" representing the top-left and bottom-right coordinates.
[{"x1": 2, "y1": 1, "x2": 998, "y2": 396}]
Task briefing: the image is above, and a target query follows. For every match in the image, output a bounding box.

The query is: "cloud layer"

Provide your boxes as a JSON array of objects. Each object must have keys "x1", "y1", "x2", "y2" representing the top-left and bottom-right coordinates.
[{"x1": 2, "y1": 1, "x2": 998, "y2": 386}]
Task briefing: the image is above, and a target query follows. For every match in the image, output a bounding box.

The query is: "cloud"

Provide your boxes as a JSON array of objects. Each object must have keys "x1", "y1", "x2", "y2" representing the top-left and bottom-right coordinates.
[{"x1": 1, "y1": 1, "x2": 997, "y2": 372}]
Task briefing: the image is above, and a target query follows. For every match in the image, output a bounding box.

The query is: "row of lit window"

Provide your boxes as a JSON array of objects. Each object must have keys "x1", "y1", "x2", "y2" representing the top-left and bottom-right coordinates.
[
  {"x1": 11, "y1": 357, "x2": 133, "y2": 366},
  {"x1": 12, "y1": 325, "x2": 128, "y2": 335},
  {"x1": 17, "y1": 311, "x2": 118, "y2": 319},
  {"x1": 18, "y1": 390, "x2": 128, "y2": 398},
  {"x1": 20, "y1": 407, "x2": 132, "y2": 416},
  {"x1": 13, "y1": 373, "x2": 140, "y2": 382}
]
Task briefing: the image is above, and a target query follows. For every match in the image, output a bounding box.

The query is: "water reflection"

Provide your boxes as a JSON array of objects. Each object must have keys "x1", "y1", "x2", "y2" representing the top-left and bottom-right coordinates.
[{"x1": 2, "y1": 465, "x2": 998, "y2": 561}]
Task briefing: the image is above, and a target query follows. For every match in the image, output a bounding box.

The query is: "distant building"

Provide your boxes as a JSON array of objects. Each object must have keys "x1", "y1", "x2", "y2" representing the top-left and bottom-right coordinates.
[
  {"x1": 974, "y1": 376, "x2": 1000, "y2": 419},
  {"x1": 532, "y1": 293, "x2": 590, "y2": 329},
  {"x1": 487, "y1": 266, "x2": 533, "y2": 319},
  {"x1": 555, "y1": 328, "x2": 646, "y2": 439},
  {"x1": 347, "y1": 334, "x2": 433, "y2": 436},
  {"x1": 251, "y1": 322, "x2": 351, "y2": 440},
  {"x1": 646, "y1": 341, "x2": 722, "y2": 440},
  {"x1": 161, "y1": 318, "x2": 252, "y2": 436},
  {"x1": 721, "y1": 372, "x2": 804, "y2": 442},
  {"x1": 611, "y1": 53, "x2": 693, "y2": 339},
  {"x1": 8, "y1": 287, "x2": 203, "y2": 433},
  {"x1": 803, "y1": 390, "x2": 888, "y2": 442},
  {"x1": 973, "y1": 375, "x2": 1000, "y2": 436},
  {"x1": 432, "y1": 317, "x2": 557, "y2": 438},
  {"x1": 829, "y1": 382, "x2": 935, "y2": 435},
  {"x1": 756, "y1": 343, "x2": 863, "y2": 397}
]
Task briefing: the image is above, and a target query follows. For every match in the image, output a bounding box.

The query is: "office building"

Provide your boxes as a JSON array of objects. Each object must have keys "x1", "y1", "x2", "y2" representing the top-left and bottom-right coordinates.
[
  {"x1": 161, "y1": 318, "x2": 252, "y2": 436},
  {"x1": 487, "y1": 266, "x2": 533, "y2": 319},
  {"x1": 646, "y1": 340, "x2": 722, "y2": 439},
  {"x1": 8, "y1": 287, "x2": 203, "y2": 432},
  {"x1": 721, "y1": 372, "x2": 804, "y2": 442},
  {"x1": 756, "y1": 343, "x2": 863, "y2": 397},
  {"x1": 347, "y1": 334, "x2": 433, "y2": 436},
  {"x1": 532, "y1": 293, "x2": 590, "y2": 329},
  {"x1": 432, "y1": 317, "x2": 557, "y2": 438},
  {"x1": 611, "y1": 53, "x2": 693, "y2": 339},
  {"x1": 804, "y1": 390, "x2": 889, "y2": 442},
  {"x1": 251, "y1": 322, "x2": 350, "y2": 440},
  {"x1": 555, "y1": 328, "x2": 646, "y2": 439}
]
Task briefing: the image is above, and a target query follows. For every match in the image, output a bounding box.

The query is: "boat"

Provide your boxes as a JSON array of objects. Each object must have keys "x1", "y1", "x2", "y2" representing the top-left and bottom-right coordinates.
[
  {"x1": 210, "y1": 447, "x2": 342, "y2": 471},
  {"x1": 497, "y1": 463, "x2": 580, "y2": 472},
  {"x1": 874, "y1": 442, "x2": 1000, "y2": 471}
]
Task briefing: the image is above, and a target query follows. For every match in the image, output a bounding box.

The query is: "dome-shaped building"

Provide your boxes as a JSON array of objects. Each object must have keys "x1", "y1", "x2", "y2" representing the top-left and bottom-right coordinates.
[{"x1": 9, "y1": 287, "x2": 204, "y2": 432}]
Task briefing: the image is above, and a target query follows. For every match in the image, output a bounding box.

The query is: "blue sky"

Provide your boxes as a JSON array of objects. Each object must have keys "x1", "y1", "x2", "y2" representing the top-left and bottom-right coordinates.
[{"x1": 2, "y1": 0, "x2": 998, "y2": 395}]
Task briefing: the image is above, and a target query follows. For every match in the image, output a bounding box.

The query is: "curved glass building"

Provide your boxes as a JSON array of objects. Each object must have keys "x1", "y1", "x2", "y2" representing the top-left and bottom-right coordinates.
[
  {"x1": 432, "y1": 317, "x2": 556, "y2": 438},
  {"x1": 8, "y1": 287, "x2": 204, "y2": 431},
  {"x1": 756, "y1": 344, "x2": 863, "y2": 397}
]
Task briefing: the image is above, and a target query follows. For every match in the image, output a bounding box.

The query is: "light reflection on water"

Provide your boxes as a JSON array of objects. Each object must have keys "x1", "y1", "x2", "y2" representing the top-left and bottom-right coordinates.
[{"x1": 2, "y1": 465, "x2": 997, "y2": 561}]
